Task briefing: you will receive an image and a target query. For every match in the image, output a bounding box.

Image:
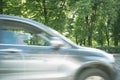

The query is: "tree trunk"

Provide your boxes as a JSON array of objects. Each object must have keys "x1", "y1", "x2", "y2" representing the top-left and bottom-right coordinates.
[
  {"x1": 98, "y1": 29, "x2": 103, "y2": 46},
  {"x1": 113, "y1": 27, "x2": 119, "y2": 46},
  {"x1": 114, "y1": 37, "x2": 119, "y2": 46},
  {"x1": 0, "y1": 0, "x2": 3, "y2": 14},
  {"x1": 75, "y1": 35, "x2": 78, "y2": 45},
  {"x1": 85, "y1": 16, "x2": 93, "y2": 46},
  {"x1": 88, "y1": 16, "x2": 93, "y2": 47},
  {"x1": 103, "y1": 19, "x2": 110, "y2": 46},
  {"x1": 88, "y1": 29, "x2": 92, "y2": 46},
  {"x1": 42, "y1": 0, "x2": 48, "y2": 24},
  {"x1": 113, "y1": 11, "x2": 120, "y2": 46}
]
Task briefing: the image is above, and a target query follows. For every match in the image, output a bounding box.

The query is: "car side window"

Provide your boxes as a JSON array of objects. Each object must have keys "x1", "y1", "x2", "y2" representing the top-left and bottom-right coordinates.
[{"x1": 0, "y1": 20, "x2": 51, "y2": 46}]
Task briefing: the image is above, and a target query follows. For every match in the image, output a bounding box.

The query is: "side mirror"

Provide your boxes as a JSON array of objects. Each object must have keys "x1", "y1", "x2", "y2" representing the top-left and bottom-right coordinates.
[{"x1": 50, "y1": 40, "x2": 64, "y2": 49}]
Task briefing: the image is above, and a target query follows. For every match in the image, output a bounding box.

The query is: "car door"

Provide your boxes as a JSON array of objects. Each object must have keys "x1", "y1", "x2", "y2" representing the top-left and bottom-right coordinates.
[
  {"x1": 0, "y1": 19, "x2": 63, "y2": 80},
  {"x1": 0, "y1": 31, "x2": 26, "y2": 80},
  {"x1": 21, "y1": 46, "x2": 63, "y2": 80},
  {"x1": 0, "y1": 45, "x2": 62, "y2": 80}
]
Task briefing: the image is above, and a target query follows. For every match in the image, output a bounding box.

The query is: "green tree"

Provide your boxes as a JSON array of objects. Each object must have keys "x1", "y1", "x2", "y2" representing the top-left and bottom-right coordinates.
[
  {"x1": 112, "y1": 11, "x2": 120, "y2": 46},
  {"x1": 2, "y1": 0, "x2": 120, "y2": 47}
]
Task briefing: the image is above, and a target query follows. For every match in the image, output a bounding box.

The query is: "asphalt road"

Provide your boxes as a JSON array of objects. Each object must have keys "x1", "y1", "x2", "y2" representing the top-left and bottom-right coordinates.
[{"x1": 114, "y1": 54, "x2": 120, "y2": 80}]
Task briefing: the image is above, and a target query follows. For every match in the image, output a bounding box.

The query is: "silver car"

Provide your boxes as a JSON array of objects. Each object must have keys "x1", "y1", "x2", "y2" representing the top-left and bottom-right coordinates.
[{"x1": 0, "y1": 15, "x2": 117, "y2": 80}]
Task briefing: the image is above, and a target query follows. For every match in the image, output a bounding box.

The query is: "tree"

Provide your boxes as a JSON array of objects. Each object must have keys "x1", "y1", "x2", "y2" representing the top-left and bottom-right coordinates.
[
  {"x1": 2, "y1": 0, "x2": 120, "y2": 47},
  {"x1": 112, "y1": 11, "x2": 120, "y2": 46}
]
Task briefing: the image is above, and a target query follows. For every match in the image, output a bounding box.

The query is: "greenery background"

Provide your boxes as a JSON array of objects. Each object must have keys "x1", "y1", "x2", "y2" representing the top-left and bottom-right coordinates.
[{"x1": 0, "y1": 0, "x2": 120, "y2": 49}]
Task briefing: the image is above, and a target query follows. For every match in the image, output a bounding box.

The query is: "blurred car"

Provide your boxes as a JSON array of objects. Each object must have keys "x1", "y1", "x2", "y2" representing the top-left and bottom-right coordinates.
[{"x1": 0, "y1": 15, "x2": 117, "y2": 80}]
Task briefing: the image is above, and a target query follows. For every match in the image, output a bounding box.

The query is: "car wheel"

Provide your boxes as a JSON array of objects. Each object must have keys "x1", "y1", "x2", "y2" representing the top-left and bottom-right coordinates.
[{"x1": 78, "y1": 68, "x2": 111, "y2": 80}]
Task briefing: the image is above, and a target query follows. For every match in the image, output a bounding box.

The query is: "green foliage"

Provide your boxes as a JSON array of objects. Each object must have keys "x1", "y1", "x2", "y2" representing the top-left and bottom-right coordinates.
[{"x1": 1, "y1": 0, "x2": 120, "y2": 47}]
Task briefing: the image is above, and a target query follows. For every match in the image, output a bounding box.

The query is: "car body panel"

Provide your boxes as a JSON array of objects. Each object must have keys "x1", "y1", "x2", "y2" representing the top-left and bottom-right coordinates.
[{"x1": 0, "y1": 15, "x2": 117, "y2": 80}]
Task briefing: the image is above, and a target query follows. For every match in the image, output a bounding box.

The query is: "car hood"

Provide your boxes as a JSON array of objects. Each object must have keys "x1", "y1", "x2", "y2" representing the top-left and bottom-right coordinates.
[{"x1": 78, "y1": 46, "x2": 115, "y2": 63}]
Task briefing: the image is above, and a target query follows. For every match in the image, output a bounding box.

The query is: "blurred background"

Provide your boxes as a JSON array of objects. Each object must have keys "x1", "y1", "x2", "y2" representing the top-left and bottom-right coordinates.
[{"x1": 0, "y1": 0, "x2": 120, "y2": 53}]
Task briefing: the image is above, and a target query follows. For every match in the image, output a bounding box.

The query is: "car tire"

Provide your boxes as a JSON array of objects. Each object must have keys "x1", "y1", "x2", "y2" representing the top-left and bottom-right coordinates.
[{"x1": 78, "y1": 68, "x2": 111, "y2": 80}]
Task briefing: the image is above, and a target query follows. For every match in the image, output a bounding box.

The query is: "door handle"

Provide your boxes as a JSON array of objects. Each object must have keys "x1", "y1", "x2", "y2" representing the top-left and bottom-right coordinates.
[{"x1": 0, "y1": 48, "x2": 22, "y2": 53}]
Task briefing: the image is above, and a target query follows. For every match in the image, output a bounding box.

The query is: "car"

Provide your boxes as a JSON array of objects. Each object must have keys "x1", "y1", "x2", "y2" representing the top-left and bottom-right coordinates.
[{"x1": 0, "y1": 15, "x2": 117, "y2": 80}]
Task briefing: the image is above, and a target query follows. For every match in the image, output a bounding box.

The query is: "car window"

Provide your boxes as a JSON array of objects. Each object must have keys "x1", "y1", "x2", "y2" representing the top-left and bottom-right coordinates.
[
  {"x1": 0, "y1": 20, "x2": 51, "y2": 46},
  {"x1": 0, "y1": 19, "x2": 72, "y2": 48}
]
